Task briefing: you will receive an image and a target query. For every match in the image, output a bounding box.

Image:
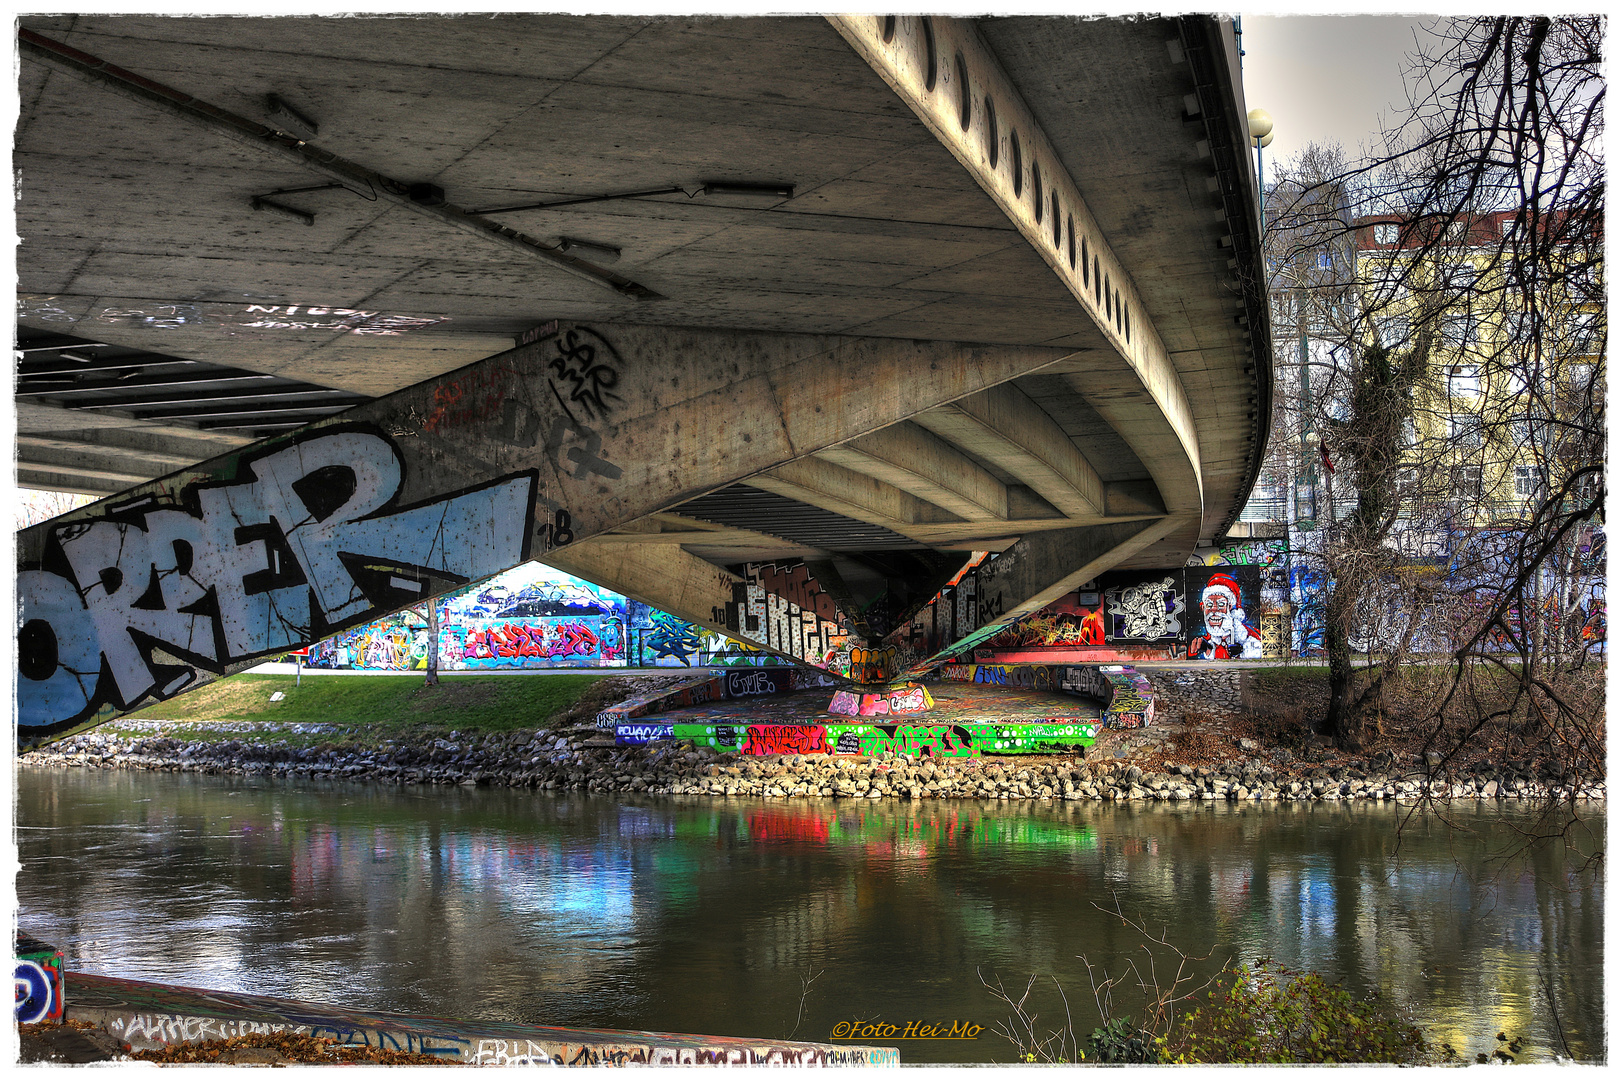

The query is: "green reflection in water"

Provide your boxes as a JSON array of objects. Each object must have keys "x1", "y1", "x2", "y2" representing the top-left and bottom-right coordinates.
[{"x1": 14, "y1": 767, "x2": 1603, "y2": 1064}]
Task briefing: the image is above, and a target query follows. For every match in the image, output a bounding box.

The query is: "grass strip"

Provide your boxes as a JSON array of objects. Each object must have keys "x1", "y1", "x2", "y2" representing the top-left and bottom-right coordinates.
[{"x1": 123, "y1": 672, "x2": 615, "y2": 735}]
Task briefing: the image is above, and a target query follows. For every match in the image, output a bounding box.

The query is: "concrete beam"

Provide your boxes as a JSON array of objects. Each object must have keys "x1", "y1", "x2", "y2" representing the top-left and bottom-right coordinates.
[
  {"x1": 752, "y1": 456, "x2": 960, "y2": 532},
  {"x1": 827, "y1": 14, "x2": 1205, "y2": 534},
  {"x1": 17, "y1": 435, "x2": 216, "y2": 473},
  {"x1": 16, "y1": 321, "x2": 1071, "y2": 736},
  {"x1": 912, "y1": 383, "x2": 1104, "y2": 518},
  {"x1": 818, "y1": 421, "x2": 1009, "y2": 521}
]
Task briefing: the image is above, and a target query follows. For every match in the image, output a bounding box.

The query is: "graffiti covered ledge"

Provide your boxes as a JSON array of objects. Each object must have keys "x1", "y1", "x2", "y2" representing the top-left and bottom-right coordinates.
[{"x1": 62, "y1": 971, "x2": 900, "y2": 1066}]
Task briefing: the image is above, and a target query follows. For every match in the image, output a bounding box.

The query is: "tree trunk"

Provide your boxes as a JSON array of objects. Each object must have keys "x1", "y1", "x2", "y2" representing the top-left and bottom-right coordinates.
[
  {"x1": 425, "y1": 601, "x2": 440, "y2": 687},
  {"x1": 1323, "y1": 574, "x2": 1375, "y2": 751}
]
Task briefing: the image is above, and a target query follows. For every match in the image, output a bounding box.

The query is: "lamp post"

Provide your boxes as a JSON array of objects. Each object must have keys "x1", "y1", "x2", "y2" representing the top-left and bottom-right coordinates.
[{"x1": 1248, "y1": 107, "x2": 1274, "y2": 228}]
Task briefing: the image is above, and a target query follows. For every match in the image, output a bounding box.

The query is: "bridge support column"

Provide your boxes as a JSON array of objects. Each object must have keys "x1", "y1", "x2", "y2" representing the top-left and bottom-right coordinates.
[{"x1": 16, "y1": 322, "x2": 1072, "y2": 737}]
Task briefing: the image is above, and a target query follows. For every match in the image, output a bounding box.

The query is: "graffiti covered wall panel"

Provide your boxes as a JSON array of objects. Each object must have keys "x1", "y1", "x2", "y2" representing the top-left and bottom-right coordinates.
[{"x1": 18, "y1": 426, "x2": 537, "y2": 732}]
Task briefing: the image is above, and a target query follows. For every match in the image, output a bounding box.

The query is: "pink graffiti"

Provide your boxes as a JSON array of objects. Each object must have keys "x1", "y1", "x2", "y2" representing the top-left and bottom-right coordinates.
[
  {"x1": 828, "y1": 690, "x2": 861, "y2": 715},
  {"x1": 743, "y1": 724, "x2": 831, "y2": 756}
]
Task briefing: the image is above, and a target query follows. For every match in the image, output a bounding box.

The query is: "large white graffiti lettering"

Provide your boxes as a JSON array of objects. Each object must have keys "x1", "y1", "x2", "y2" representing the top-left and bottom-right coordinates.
[{"x1": 18, "y1": 427, "x2": 535, "y2": 732}]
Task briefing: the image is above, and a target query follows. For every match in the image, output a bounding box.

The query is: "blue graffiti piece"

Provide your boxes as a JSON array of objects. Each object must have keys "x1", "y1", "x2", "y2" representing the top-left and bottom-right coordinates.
[
  {"x1": 616, "y1": 723, "x2": 675, "y2": 745},
  {"x1": 17, "y1": 428, "x2": 537, "y2": 731},
  {"x1": 15, "y1": 960, "x2": 54, "y2": 1024},
  {"x1": 646, "y1": 610, "x2": 705, "y2": 663},
  {"x1": 16, "y1": 569, "x2": 105, "y2": 726}
]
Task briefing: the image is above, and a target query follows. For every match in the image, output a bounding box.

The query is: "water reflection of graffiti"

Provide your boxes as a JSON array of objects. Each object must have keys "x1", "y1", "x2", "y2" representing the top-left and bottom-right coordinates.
[{"x1": 17, "y1": 426, "x2": 535, "y2": 732}]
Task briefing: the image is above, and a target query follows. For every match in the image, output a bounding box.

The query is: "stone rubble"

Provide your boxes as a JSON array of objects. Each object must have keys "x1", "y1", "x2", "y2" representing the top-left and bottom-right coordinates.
[{"x1": 20, "y1": 729, "x2": 1604, "y2": 804}]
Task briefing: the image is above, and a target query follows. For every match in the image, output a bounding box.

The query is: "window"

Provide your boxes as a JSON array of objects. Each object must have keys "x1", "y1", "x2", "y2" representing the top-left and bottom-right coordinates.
[
  {"x1": 1374, "y1": 222, "x2": 1399, "y2": 245},
  {"x1": 1440, "y1": 311, "x2": 1478, "y2": 346},
  {"x1": 1514, "y1": 466, "x2": 1545, "y2": 498},
  {"x1": 1568, "y1": 310, "x2": 1603, "y2": 355},
  {"x1": 1446, "y1": 263, "x2": 1478, "y2": 288},
  {"x1": 1315, "y1": 249, "x2": 1334, "y2": 270},
  {"x1": 1448, "y1": 414, "x2": 1483, "y2": 447},
  {"x1": 1451, "y1": 464, "x2": 1483, "y2": 497},
  {"x1": 1448, "y1": 364, "x2": 1481, "y2": 397}
]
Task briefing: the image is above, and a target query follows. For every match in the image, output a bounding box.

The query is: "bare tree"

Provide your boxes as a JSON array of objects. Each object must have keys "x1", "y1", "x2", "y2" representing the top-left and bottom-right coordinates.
[{"x1": 1261, "y1": 18, "x2": 1603, "y2": 817}]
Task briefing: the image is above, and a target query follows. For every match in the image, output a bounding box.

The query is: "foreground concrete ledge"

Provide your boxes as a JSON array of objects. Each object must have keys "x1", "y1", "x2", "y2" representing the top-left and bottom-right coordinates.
[{"x1": 65, "y1": 971, "x2": 899, "y2": 1066}]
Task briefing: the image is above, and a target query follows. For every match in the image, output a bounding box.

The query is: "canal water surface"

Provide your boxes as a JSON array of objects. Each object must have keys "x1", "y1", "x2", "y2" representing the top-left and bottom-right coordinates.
[{"x1": 15, "y1": 767, "x2": 1604, "y2": 1064}]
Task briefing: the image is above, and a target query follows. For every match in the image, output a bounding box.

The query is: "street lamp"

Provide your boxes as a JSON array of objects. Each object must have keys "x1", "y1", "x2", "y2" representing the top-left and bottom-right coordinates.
[{"x1": 1248, "y1": 107, "x2": 1274, "y2": 227}]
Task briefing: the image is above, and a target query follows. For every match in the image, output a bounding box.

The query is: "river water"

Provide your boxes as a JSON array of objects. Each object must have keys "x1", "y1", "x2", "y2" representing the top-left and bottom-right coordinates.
[{"x1": 14, "y1": 767, "x2": 1604, "y2": 1064}]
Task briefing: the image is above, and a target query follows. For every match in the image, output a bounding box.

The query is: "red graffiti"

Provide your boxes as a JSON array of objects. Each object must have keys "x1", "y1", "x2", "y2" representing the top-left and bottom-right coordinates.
[
  {"x1": 743, "y1": 724, "x2": 830, "y2": 756},
  {"x1": 422, "y1": 364, "x2": 521, "y2": 433},
  {"x1": 461, "y1": 621, "x2": 600, "y2": 660}
]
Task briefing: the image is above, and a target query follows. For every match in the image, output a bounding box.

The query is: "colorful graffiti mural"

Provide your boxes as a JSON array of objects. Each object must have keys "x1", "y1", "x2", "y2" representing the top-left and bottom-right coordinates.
[
  {"x1": 941, "y1": 663, "x2": 1154, "y2": 729},
  {"x1": 827, "y1": 684, "x2": 935, "y2": 717},
  {"x1": 651, "y1": 719, "x2": 1098, "y2": 758},
  {"x1": 600, "y1": 667, "x2": 839, "y2": 731},
  {"x1": 953, "y1": 540, "x2": 1296, "y2": 664},
  {"x1": 302, "y1": 563, "x2": 808, "y2": 672},
  {"x1": 15, "y1": 933, "x2": 65, "y2": 1024}
]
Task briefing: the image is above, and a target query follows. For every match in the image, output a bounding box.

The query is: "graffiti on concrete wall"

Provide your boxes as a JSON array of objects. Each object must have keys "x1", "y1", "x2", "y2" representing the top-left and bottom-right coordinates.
[
  {"x1": 17, "y1": 425, "x2": 536, "y2": 733},
  {"x1": 826, "y1": 683, "x2": 934, "y2": 717},
  {"x1": 15, "y1": 935, "x2": 64, "y2": 1024},
  {"x1": 941, "y1": 662, "x2": 1155, "y2": 729},
  {"x1": 1185, "y1": 567, "x2": 1265, "y2": 660},
  {"x1": 70, "y1": 971, "x2": 897, "y2": 1066},
  {"x1": 307, "y1": 610, "x2": 431, "y2": 670},
  {"x1": 721, "y1": 563, "x2": 853, "y2": 672},
  {"x1": 655, "y1": 720, "x2": 1097, "y2": 758},
  {"x1": 451, "y1": 616, "x2": 625, "y2": 667},
  {"x1": 1104, "y1": 576, "x2": 1184, "y2": 641},
  {"x1": 982, "y1": 588, "x2": 1106, "y2": 649}
]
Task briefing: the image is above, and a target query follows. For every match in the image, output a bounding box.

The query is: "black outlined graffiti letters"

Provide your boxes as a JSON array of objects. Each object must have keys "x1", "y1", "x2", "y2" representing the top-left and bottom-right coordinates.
[
  {"x1": 544, "y1": 327, "x2": 623, "y2": 423},
  {"x1": 18, "y1": 426, "x2": 536, "y2": 732}
]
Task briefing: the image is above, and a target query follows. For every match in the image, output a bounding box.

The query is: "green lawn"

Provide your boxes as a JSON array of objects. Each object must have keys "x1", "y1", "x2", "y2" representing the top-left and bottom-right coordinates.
[{"x1": 122, "y1": 672, "x2": 616, "y2": 737}]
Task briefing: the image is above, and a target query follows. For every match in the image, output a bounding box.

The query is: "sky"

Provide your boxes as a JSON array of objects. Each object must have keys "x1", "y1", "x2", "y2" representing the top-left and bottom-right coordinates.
[{"x1": 1238, "y1": 15, "x2": 1439, "y2": 170}]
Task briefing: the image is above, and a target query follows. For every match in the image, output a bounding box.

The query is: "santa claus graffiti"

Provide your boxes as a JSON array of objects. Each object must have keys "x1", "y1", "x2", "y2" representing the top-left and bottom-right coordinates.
[{"x1": 1188, "y1": 572, "x2": 1263, "y2": 660}]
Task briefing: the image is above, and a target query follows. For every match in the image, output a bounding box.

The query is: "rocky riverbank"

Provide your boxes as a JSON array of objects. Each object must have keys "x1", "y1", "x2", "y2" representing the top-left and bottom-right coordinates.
[{"x1": 21, "y1": 723, "x2": 1604, "y2": 805}]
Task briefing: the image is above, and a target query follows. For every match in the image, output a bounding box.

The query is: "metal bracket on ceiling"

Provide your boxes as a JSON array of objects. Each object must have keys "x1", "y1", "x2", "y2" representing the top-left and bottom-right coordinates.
[{"x1": 248, "y1": 182, "x2": 372, "y2": 226}]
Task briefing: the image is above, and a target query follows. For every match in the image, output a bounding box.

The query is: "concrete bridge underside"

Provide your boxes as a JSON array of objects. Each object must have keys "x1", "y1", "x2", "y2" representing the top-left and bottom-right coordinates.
[{"x1": 14, "y1": 15, "x2": 1272, "y2": 737}]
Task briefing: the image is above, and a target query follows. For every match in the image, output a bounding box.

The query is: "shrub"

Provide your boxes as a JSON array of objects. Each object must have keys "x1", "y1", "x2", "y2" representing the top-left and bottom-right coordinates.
[{"x1": 1173, "y1": 959, "x2": 1427, "y2": 1064}]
